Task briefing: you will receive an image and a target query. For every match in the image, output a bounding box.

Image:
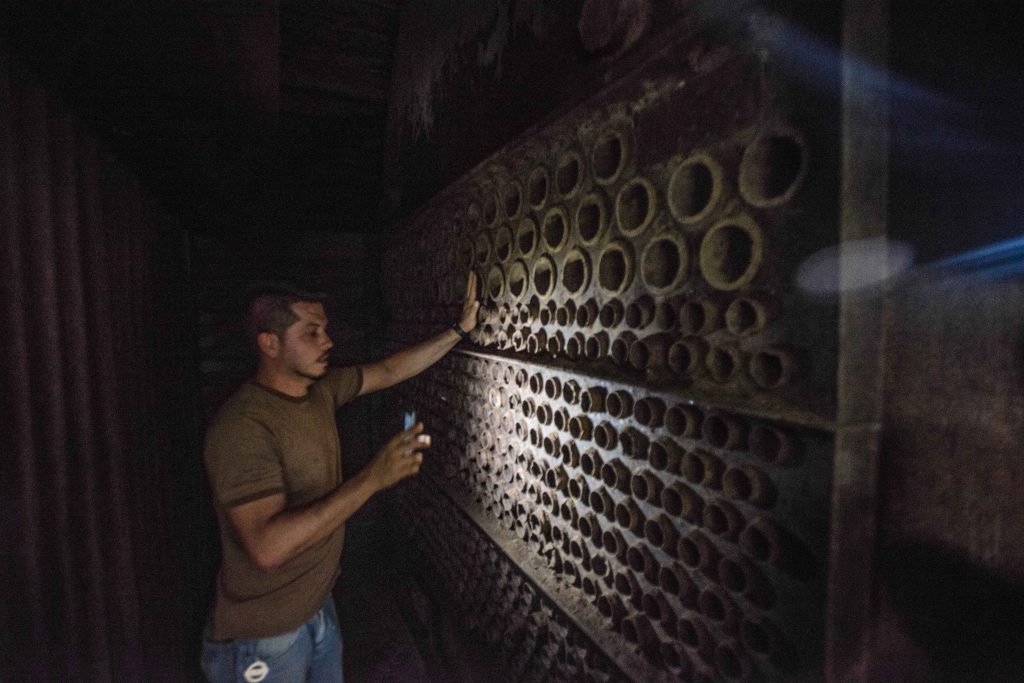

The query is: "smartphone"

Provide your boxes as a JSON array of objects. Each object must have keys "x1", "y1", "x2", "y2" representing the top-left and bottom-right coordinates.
[{"x1": 403, "y1": 410, "x2": 417, "y2": 430}]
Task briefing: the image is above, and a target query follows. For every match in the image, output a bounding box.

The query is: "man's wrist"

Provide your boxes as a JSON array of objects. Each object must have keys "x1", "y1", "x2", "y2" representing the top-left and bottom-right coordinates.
[{"x1": 451, "y1": 322, "x2": 470, "y2": 340}]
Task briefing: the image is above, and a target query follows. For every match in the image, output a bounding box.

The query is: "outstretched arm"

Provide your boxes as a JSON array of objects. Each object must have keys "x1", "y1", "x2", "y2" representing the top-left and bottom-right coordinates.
[
  {"x1": 358, "y1": 271, "x2": 479, "y2": 396},
  {"x1": 226, "y1": 423, "x2": 430, "y2": 571}
]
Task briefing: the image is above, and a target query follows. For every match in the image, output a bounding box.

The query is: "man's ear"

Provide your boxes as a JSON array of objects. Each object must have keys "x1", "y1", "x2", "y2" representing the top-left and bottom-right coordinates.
[{"x1": 256, "y1": 331, "x2": 280, "y2": 358}]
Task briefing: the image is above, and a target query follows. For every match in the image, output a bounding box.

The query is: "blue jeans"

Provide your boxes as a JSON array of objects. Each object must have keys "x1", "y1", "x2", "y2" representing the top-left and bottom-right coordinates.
[{"x1": 201, "y1": 596, "x2": 343, "y2": 683}]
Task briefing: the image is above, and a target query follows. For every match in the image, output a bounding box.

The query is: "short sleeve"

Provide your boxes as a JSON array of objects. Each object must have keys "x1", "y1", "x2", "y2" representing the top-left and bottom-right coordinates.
[
  {"x1": 321, "y1": 366, "x2": 362, "y2": 409},
  {"x1": 204, "y1": 413, "x2": 285, "y2": 508}
]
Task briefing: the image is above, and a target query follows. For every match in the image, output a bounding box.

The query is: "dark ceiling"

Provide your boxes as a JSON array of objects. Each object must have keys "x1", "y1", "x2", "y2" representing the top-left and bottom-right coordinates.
[{"x1": 4, "y1": 0, "x2": 402, "y2": 234}]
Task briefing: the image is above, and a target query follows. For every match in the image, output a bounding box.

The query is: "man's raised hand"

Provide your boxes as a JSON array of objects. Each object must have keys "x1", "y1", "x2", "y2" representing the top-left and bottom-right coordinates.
[{"x1": 459, "y1": 271, "x2": 480, "y2": 333}]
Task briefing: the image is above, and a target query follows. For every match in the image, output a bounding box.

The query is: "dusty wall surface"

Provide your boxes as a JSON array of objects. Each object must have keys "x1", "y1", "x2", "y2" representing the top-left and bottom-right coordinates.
[
  {"x1": 379, "y1": 1, "x2": 1024, "y2": 681},
  {"x1": 379, "y1": 2, "x2": 843, "y2": 680}
]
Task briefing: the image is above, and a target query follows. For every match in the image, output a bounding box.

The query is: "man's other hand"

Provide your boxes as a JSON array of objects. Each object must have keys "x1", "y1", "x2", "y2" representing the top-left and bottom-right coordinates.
[{"x1": 368, "y1": 422, "x2": 430, "y2": 490}]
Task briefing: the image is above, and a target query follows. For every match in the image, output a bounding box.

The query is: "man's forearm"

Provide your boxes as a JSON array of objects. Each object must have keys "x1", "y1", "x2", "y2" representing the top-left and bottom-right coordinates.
[
  {"x1": 360, "y1": 326, "x2": 462, "y2": 394},
  {"x1": 238, "y1": 468, "x2": 381, "y2": 571},
  {"x1": 235, "y1": 424, "x2": 427, "y2": 571}
]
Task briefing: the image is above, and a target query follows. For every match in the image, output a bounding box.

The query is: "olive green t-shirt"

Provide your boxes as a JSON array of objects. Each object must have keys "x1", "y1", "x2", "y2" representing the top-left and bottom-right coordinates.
[{"x1": 204, "y1": 366, "x2": 362, "y2": 640}]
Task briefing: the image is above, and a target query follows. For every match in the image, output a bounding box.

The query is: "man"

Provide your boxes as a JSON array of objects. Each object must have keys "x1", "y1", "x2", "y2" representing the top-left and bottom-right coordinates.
[{"x1": 201, "y1": 273, "x2": 479, "y2": 682}]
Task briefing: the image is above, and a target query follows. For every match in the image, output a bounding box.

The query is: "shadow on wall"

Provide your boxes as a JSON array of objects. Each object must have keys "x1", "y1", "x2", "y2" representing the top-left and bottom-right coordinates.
[{"x1": 871, "y1": 539, "x2": 1024, "y2": 682}]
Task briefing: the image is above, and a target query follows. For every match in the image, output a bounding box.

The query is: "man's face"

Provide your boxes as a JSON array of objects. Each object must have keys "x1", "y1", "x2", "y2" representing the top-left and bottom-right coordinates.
[{"x1": 278, "y1": 301, "x2": 333, "y2": 381}]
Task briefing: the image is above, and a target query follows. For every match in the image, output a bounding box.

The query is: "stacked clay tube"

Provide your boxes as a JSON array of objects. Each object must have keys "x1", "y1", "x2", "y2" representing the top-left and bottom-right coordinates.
[
  {"x1": 380, "y1": 114, "x2": 814, "y2": 405},
  {"x1": 395, "y1": 478, "x2": 624, "y2": 682},
  {"x1": 392, "y1": 354, "x2": 826, "y2": 680},
  {"x1": 372, "y1": 65, "x2": 832, "y2": 682}
]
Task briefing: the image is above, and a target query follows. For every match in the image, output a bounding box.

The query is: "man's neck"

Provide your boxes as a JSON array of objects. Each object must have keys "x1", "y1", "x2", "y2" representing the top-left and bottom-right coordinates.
[{"x1": 254, "y1": 365, "x2": 313, "y2": 398}]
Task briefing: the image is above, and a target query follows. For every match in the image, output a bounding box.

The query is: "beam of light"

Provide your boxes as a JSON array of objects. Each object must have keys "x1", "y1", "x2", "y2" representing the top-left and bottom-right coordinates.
[
  {"x1": 699, "y1": 2, "x2": 1014, "y2": 157},
  {"x1": 796, "y1": 238, "x2": 916, "y2": 296},
  {"x1": 924, "y1": 235, "x2": 1024, "y2": 282},
  {"x1": 797, "y1": 235, "x2": 1024, "y2": 297}
]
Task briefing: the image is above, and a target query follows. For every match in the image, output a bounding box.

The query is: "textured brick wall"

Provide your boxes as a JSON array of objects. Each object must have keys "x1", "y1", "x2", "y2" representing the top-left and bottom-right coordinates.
[{"x1": 380, "y1": 13, "x2": 840, "y2": 679}]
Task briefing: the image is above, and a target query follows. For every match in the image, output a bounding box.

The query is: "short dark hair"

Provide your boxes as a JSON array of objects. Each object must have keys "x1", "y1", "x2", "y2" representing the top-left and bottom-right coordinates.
[{"x1": 244, "y1": 281, "x2": 326, "y2": 345}]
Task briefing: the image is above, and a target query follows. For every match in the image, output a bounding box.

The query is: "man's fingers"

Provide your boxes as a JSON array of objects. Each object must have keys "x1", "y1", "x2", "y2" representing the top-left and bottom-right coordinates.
[{"x1": 390, "y1": 422, "x2": 423, "y2": 445}]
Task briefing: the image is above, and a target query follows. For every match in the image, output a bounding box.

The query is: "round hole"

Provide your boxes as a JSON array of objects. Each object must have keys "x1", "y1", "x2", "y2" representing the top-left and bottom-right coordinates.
[
  {"x1": 465, "y1": 201, "x2": 482, "y2": 231},
  {"x1": 699, "y1": 590, "x2": 725, "y2": 621},
  {"x1": 665, "y1": 404, "x2": 702, "y2": 438},
  {"x1": 654, "y1": 301, "x2": 677, "y2": 329},
  {"x1": 457, "y1": 240, "x2": 475, "y2": 271},
  {"x1": 627, "y1": 340, "x2": 650, "y2": 370},
  {"x1": 617, "y1": 501, "x2": 637, "y2": 530},
  {"x1": 749, "y1": 348, "x2": 793, "y2": 389},
  {"x1": 725, "y1": 297, "x2": 759, "y2": 335},
  {"x1": 749, "y1": 424, "x2": 798, "y2": 465},
  {"x1": 527, "y1": 166, "x2": 549, "y2": 209},
  {"x1": 615, "y1": 177, "x2": 656, "y2": 236},
  {"x1": 649, "y1": 442, "x2": 670, "y2": 471},
  {"x1": 631, "y1": 474, "x2": 650, "y2": 501},
  {"x1": 599, "y1": 298, "x2": 624, "y2": 327},
  {"x1": 641, "y1": 237, "x2": 687, "y2": 293},
  {"x1": 585, "y1": 335, "x2": 606, "y2": 360},
  {"x1": 482, "y1": 189, "x2": 499, "y2": 227},
  {"x1": 678, "y1": 299, "x2": 708, "y2": 335},
  {"x1": 531, "y1": 256, "x2": 557, "y2": 299},
  {"x1": 606, "y1": 390, "x2": 632, "y2": 418},
  {"x1": 659, "y1": 566, "x2": 680, "y2": 594},
  {"x1": 592, "y1": 129, "x2": 629, "y2": 184},
  {"x1": 542, "y1": 207, "x2": 569, "y2": 252},
  {"x1": 562, "y1": 248, "x2": 591, "y2": 295},
  {"x1": 664, "y1": 486, "x2": 694, "y2": 521},
  {"x1": 575, "y1": 191, "x2": 607, "y2": 245},
  {"x1": 739, "y1": 128, "x2": 807, "y2": 207},
  {"x1": 474, "y1": 232, "x2": 492, "y2": 266},
  {"x1": 485, "y1": 265, "x2": 505, "y2": 302},
  {"x1": 699, "y1": 216, "x2": 764, "y2": 291},
  {"x1": 503, "y1": 180, "x2": 523, "y2": 219},
  {"x1": 493, "y1": 224, "x2": 514, "y2": 262},
  {"x1": 677, "y1": 618, "x2": 700, "y2": 647},
  {"x1": 597, "y1": 240, "x2": 635, "y2": 294},
  {"x1": 627, "y1": 546, "x2": 646, "y2": 573},
  {"x1": 681, "y1": 452, "x2": 705, "y2": 484},
  {"x1": 723, "y1": 468, "x2": 752, "y2": 501},
  {"x1": 668, "y1": 338, "x2": 705, "y2": 376},
  {"x1": 704, "y1": 504, "x2": 728, "y2": 534},
  {"x1": 507, "y1": 260, "x2": 529, "y2": 300},
  {"x1": 706, "y1": 346, "x2": 739, "y2": 382},
  {"x1": 678, "y1": 537, "x2": 701, "y2": 568},
  {"x1": 516, "y1": 217, "x2": 538, "y2": 257},
  {"x1": 624, "y1": 295, "x2": 653, "y2": 328},
  {"x1": 556, "y1": 150, "x2": 584, "y2": 199},
  {"x1": 668, "y1": 154, "x2": 722, "y2": 224},
  {"x1": 702, "y1": 414, "x2": 730, "y2": 448}
]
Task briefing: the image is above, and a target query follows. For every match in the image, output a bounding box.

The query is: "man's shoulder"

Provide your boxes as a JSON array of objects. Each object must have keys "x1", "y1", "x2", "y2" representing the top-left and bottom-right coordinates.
[
  {"x1": 207, "y1": 383, "x2": 274, "y2": 433},
  {"x1": 315, "y1": 365, "x2": 362, "y2": 405}
]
